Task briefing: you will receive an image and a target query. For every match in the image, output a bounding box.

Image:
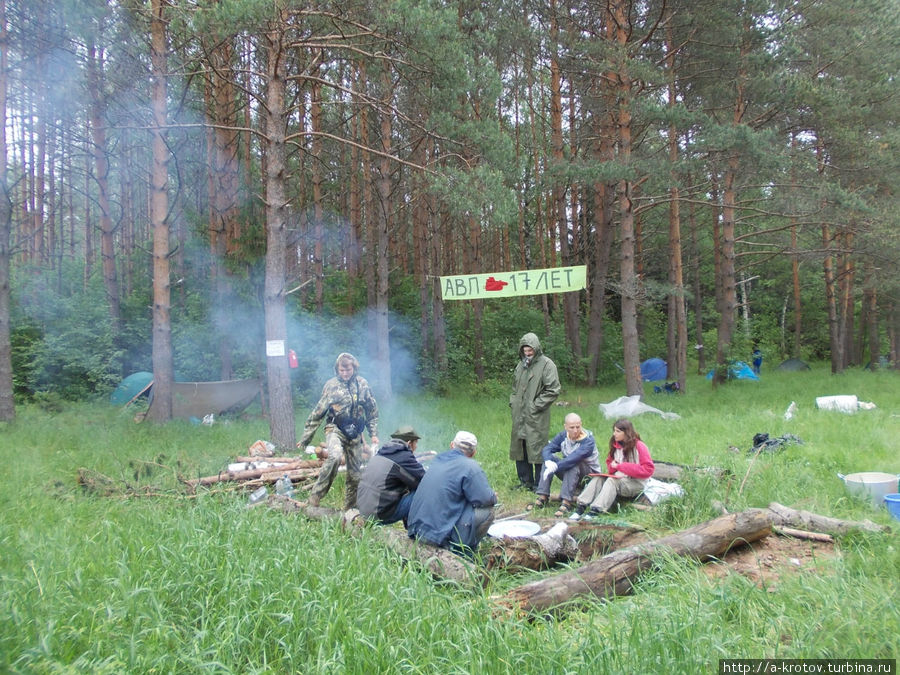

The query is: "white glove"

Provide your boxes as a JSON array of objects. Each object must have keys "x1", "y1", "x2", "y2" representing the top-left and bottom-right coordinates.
[{"x1": 541, "y1": 460, "x2": 558, "y2": 482}]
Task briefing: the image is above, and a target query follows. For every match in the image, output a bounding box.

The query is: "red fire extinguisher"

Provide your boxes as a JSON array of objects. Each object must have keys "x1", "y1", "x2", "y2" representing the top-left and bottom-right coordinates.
[{"x1": 288, "y1": 349, "x2": 299, "y2": 369}]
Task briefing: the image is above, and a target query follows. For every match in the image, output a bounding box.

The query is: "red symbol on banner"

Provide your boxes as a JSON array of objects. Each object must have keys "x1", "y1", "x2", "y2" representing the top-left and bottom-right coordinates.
[{"x1": 484, "y1": 277, "x2": 508, "y2": 291}]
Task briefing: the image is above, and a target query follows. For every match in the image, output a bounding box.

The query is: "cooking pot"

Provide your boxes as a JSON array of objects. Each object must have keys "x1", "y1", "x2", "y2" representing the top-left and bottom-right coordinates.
[{"x1": 837, "y1": 472, "x2": 899, "y2": 507}]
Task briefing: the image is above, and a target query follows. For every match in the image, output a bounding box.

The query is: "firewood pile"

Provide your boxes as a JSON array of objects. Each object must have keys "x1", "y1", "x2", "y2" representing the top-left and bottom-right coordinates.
[{"x1": 183, "y1": 441, "x2": 328, "y2": 495}]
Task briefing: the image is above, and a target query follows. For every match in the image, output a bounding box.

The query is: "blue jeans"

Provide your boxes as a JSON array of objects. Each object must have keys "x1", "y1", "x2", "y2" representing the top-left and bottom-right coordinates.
[{"x1": 379, "y1": 492, "x2": 414, "y2": 526}]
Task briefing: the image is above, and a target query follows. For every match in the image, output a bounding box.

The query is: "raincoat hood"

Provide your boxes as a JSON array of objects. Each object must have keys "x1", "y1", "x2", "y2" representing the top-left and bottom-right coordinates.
[{"x1": 518, "y1": 333, "x2": 543, "y2": 359}]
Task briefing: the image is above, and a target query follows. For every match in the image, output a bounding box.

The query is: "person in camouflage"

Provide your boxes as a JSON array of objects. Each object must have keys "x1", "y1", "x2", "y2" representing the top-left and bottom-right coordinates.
[{"x1": 298, "y1": 352, "x2": 379, "y2": 509}]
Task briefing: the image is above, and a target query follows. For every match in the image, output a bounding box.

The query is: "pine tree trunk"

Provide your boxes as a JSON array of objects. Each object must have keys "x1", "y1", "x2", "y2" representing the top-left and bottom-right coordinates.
[
  {"x1": 206, "y1": 37, "x2": 240, "y2": 380},
  {"x1": 262, "y1": 25, "x2": 296, "y2": 450},
  {"x1": 612, "y1": 0, "x2": 643, "y2": 398},
  {"x1": 0, "y1": 0, "x2": 13, "y2": 422},
  {"x1": 147, "y1": 0, "x2": 174, "y2": 422},
  {"x1": 863, "y1": 261, "x2": 879, "y2": 368},
  {"x1": 373, "y1": 70, "x2": 393, "y2": 398},
  {"x1": 665, "y1": 21, "x2": 687, "y2": 391},
  {"x1": 586, "y1": 183, "x2": 614, "y2": 385},
  {"x1": 689, "y1": 199, "x2": 706, "y2": 375},
  {"x1": 838, "y1": 232, "x2": 855, "y2": 367},
  {"x1": 311, "y1": 75, "x2": 325, "y2": 313},
  {"x1": 714, "y1": 154, "x2": 739, "y2": 386}
]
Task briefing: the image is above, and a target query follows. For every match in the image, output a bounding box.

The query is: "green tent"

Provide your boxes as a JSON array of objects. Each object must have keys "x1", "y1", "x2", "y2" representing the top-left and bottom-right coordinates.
[
  {"x1": 776, "y1": 358, "x2": 810, "y2": 371},
  {"x1": 109, "y1": 371, "x2": 153, "y2": 406},
  {"x1": 110, "y1": 372, "x2": 261, "y2": 419}
]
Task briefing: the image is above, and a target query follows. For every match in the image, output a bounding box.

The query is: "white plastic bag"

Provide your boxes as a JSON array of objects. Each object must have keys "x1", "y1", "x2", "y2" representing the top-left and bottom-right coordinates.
[
  {"x1": 598, "y1": 395, "x2": 681, "y2": 420},
  {"x1": 815, "y1": 395, "x2": 859, "y2": 414},
  {"x1": 640, "y1": 477, "x2": 685, "y2": 505}
]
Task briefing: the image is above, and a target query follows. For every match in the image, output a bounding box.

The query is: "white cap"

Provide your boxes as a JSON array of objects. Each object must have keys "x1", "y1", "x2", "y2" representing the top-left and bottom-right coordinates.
[{"x1": 452, "y1": 430, "x2": 478, "y2": 453}]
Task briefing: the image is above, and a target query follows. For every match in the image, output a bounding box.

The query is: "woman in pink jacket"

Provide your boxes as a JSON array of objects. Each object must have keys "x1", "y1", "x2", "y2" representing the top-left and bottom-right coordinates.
[{"x1": 570, "y1": 418, "x2": 654, "y2": 521}]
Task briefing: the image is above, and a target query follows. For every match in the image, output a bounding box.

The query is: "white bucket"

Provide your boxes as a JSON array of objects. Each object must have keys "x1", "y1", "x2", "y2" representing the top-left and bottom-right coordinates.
[{"x1": 838, "y1": 472, "x2": 900, "y2": 506}]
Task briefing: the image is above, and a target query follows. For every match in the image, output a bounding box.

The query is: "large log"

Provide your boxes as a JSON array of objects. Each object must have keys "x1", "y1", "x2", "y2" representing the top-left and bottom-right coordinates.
[
  {"x1": 765, "y1": 501, "x2": 889, "y2": 535},
  {"x1": 503, "y1": 508, "x2": 772, "y2": 614},
  {"x1": 339, "y1": 508, "x2": 479, "y2": 584}
]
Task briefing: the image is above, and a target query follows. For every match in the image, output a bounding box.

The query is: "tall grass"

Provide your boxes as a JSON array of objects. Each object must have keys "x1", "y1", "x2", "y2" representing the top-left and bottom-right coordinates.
[{"x1": 1, "y1": 365, "x2": 898, "y2": 673}]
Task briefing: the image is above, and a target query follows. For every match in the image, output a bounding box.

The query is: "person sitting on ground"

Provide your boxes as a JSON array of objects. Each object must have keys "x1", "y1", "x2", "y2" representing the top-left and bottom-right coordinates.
[
  {"x1": 357, "y1": 425, "x2": 426, "y2": 526},
  {"x1": 570, "y1": 417, "x2": 654, "y2": 521},
  {"x1": 406, "y1": 431, "x2": 498, "y2": 559},
  {"x1": 528, "y1": 412, "x2": 601, "y2": 518}
]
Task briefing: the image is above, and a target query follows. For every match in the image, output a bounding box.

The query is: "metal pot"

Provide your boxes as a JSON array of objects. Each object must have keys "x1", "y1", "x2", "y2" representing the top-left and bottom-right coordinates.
[{"x1": 838, "y1": 472, "x2": 900, "y2": 507}]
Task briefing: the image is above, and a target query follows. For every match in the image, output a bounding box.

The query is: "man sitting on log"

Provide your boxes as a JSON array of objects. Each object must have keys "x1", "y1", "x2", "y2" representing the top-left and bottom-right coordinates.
[
  {"x1": 407, "y1": 431, "x2": 498, "y2": 559},
  {"x1": 357, "y1": 425, "x2": 426, "y2": 526},
  {"x1": 528, "y1": 412, "x2": 601, "y2": 518}
]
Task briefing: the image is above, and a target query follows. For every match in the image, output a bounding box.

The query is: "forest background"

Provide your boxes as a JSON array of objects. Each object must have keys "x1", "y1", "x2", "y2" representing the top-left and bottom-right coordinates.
[{"x1": 1, "y1": 0, "x2": 898, "y2": 448}]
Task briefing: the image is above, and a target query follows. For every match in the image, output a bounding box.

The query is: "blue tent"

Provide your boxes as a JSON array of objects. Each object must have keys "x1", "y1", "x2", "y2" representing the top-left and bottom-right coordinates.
[
  {"x1": 640, "y1": 358, "x2": 668, "y2": 382},
  {"x1": 705, "y1": 361, "x2": 760, "y2": 381}
]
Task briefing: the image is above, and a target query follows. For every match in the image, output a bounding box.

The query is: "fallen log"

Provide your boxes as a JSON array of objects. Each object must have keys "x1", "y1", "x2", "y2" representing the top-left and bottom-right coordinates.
[
  {"x1": 503, "y1": 508, "x2": 773, "y2": 614},
  {"x1": 765, "y1": 501, "x2": 889, "y2": 535},
  {"x1": 652, "y1": 460, "x2": 727, "y2": 482},
  {"x1": 339, "y1": 508, "x2": 479, "y2": 584}
]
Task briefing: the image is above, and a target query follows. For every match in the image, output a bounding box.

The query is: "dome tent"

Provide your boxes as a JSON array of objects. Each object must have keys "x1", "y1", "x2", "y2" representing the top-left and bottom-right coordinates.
[
  {"x1": 639, "y1": 358, "x2": 668, "y2": 382},
  {"x1": 777, "y1": 358, "x2": 810, "y2": 371}
]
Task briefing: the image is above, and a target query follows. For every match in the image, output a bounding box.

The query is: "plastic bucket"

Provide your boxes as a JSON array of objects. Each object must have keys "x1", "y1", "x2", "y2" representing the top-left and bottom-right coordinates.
[
  {"x1": 885, "y1": 494, "x2": 900, "y2": 522},
  {"x1": 838, "y1": 472, "x2": 899, "y2": 506}
]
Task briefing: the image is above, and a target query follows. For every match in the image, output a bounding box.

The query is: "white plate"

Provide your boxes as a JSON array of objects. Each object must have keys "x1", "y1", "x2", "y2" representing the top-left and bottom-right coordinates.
[{"x1": 487, "y1": 519, "x2": 540, "y2": 538}]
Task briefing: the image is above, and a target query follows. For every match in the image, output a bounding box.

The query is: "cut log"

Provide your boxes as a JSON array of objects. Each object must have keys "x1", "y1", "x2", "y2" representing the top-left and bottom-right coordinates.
[
  {"x1": 484, "y1": 522, "x2": 579, "y2": 572},
  {"x1": 773, "y1": 526, "x2": 833, "y2": 543},
  {"x1": 765, "y1": 502, "x2": 889, "y2": 535},
  {"x1": 503, "y1": 508, "x2": 772, "y2": 614},
  {"x1": 186, "y1": 460, "x2": 323, "y2": 487}
]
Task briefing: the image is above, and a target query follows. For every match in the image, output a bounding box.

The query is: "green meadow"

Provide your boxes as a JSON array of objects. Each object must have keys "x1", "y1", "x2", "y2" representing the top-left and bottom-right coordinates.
[{"x1": 2, "y1": 365, "x2": 898, "y2": 674}]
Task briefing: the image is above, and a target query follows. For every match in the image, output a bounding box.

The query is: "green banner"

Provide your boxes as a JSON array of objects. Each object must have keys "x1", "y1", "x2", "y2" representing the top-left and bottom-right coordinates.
[{"x1": 440, "y1": 265, "x2": 587, "y2": 300}]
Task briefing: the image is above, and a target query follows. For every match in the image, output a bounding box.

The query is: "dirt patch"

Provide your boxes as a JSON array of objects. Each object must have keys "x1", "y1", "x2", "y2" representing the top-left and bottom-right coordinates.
[{"x1": 702, "y1": 533, "x2": 837, "y2": 587}]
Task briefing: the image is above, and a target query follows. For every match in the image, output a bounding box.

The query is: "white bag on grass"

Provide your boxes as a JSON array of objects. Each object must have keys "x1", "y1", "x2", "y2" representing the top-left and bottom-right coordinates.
[{"x1": 640, "y1": 477, "x2": 685, "y2": 505}]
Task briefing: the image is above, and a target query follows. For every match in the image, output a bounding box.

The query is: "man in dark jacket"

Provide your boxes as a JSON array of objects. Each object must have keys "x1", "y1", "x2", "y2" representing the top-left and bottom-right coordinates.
[
  {"x1": 357, "y1": 425, "x2": 426, "y2": 526},
  {"x1": 407, "y1": 431, "x2": 497, "y2": 558},
  {"x1": 509, "y1": 332, "x2": 561, "y2": 491}
]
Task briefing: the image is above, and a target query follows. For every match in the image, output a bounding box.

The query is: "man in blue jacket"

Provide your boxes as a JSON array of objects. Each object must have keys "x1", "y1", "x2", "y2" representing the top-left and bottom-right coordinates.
[
  {"x1": 357, "y1": 425, "x2": 426, "y2": 526},
  {"x1": 407, "y1": 431, "x2": 498, "y2": 558}
]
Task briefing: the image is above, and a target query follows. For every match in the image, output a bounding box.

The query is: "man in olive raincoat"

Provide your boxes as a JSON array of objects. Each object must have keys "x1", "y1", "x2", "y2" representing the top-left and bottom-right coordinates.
[{"x1": 509, "y1": 332, "x2": 561, "y2": 491}]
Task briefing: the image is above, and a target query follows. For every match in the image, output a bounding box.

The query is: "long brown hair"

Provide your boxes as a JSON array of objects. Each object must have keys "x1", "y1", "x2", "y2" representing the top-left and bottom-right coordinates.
[{"x1": 608, "y1": 418, "x2": 641, "y2": 460}]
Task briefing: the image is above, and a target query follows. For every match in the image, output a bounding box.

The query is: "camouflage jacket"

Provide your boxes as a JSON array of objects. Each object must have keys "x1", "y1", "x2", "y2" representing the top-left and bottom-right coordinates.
[{"x1": 298, "y1": 375, "x2": 378, "y2": 446}]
